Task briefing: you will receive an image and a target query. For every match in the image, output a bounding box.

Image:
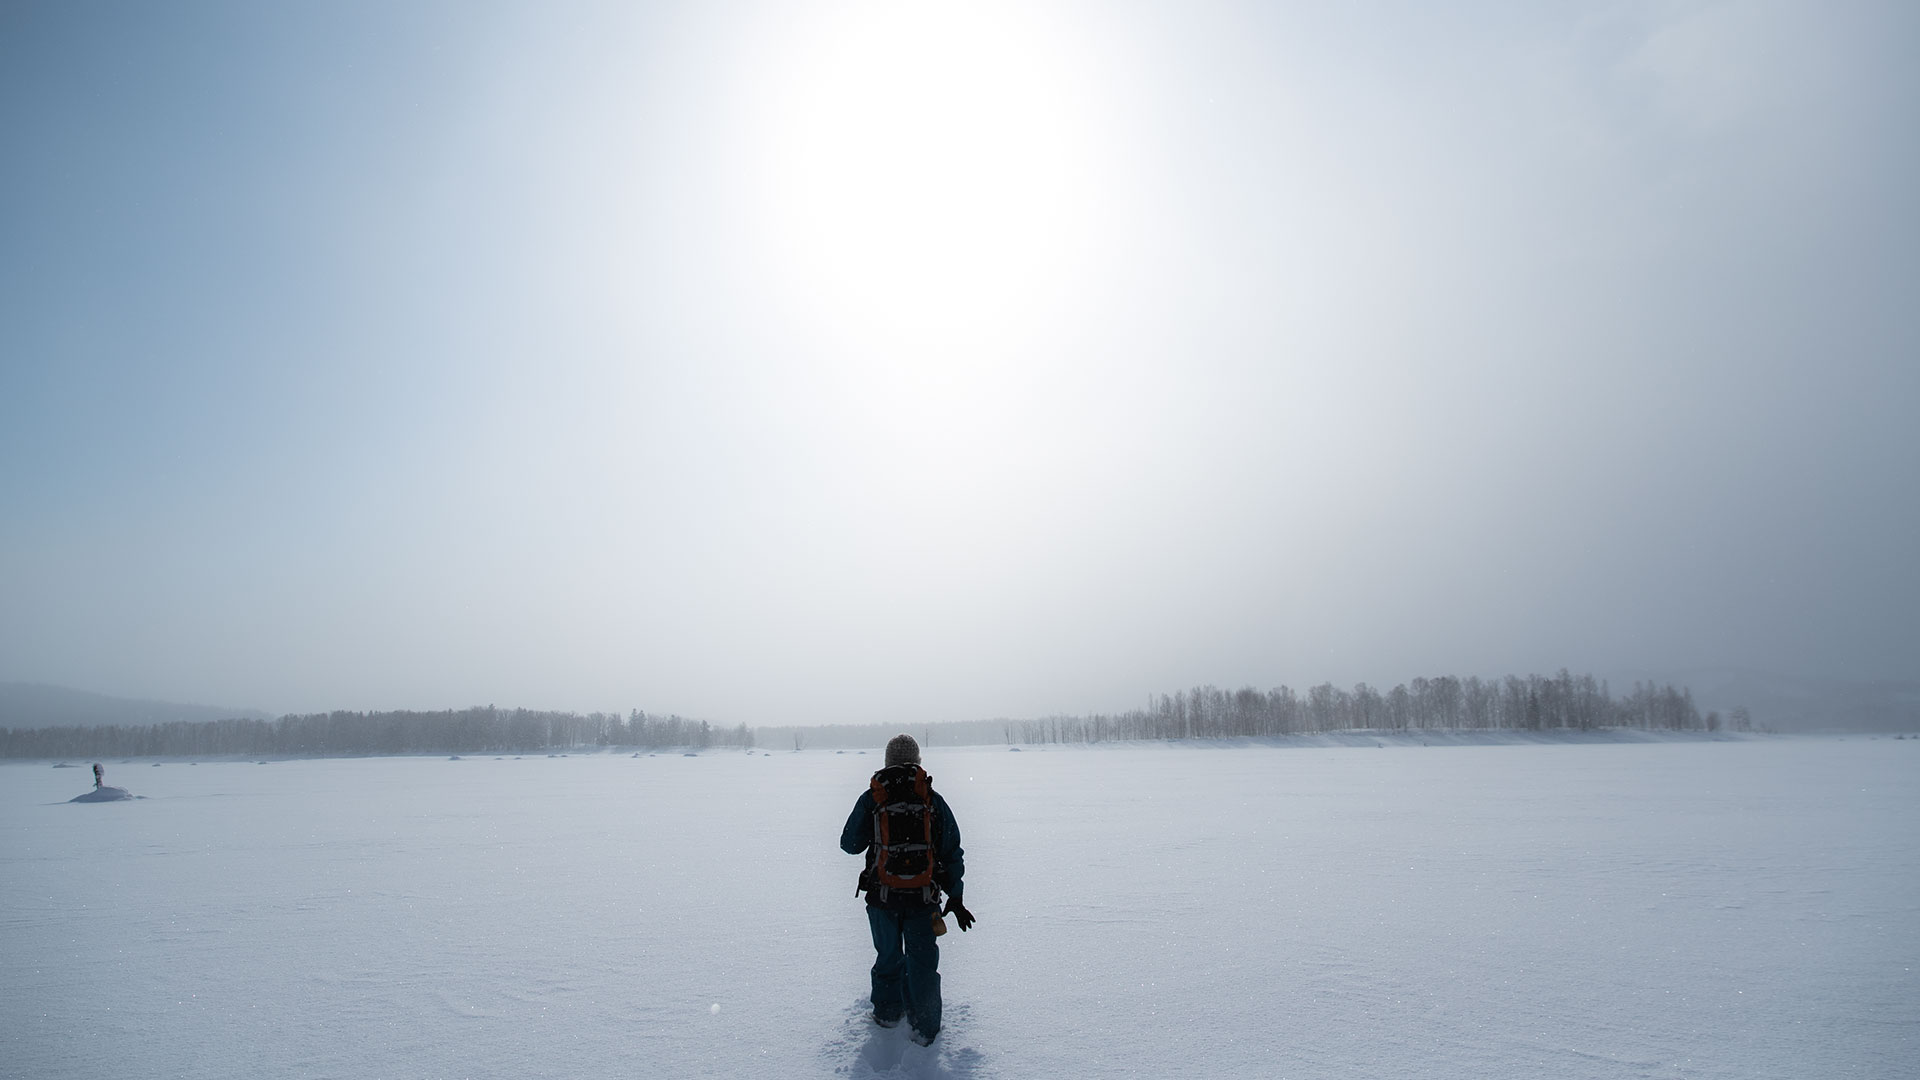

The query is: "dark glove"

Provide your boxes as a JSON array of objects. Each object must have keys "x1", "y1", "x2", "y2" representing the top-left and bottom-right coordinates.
[{"x1": 943, "y1": 896, "x2": 975, "y2": 932}]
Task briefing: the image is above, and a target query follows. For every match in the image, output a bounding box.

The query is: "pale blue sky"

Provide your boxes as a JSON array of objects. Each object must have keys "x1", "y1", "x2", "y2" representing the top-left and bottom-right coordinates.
[{"x1": 3, "y1": 1, "x2": 1915, "y2": 723}]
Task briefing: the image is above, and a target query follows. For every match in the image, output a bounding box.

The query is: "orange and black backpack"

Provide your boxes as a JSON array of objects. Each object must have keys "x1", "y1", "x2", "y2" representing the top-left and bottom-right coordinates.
[{"x1": 862, "y1": 763, "x2": 941, "y2": 905}]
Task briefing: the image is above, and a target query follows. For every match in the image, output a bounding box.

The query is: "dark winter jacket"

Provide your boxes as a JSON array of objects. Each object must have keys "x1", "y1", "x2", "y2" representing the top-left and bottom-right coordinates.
[{"x1": 840, "y1": 785, "x2": 965, "y2": 906}]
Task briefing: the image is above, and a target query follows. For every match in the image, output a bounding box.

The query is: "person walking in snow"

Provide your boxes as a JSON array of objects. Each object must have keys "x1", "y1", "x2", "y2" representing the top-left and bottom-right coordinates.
[
  {"x1": 92, "y1": 763, "x2": 104, "y2": 789},
  {"x1": 841, "y1": 734, "x2": 974, "y2": 1046}
]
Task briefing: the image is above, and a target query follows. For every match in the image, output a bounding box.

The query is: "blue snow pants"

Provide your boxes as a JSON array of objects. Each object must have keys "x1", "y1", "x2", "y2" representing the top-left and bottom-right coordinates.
[{"x1": 866, "y1": 904, "x2": 941, "y2": 1036}]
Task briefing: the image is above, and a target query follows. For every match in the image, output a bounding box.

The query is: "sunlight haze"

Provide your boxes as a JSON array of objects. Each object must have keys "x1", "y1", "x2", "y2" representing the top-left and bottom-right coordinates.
[{"x1": 2, "y1": 1, "x2": 1915, "y2": 724}]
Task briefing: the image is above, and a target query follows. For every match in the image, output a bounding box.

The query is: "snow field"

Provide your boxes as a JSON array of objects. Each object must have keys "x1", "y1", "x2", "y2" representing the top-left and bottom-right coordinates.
[{"x1": 2, "y1": 737, "x2": 1915, "y2": 1079}]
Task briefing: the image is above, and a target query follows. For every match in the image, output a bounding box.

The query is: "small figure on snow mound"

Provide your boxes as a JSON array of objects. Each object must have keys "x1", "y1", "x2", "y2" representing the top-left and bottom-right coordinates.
[
  {"x1": 69, "y1": 762, "x2": 135, "y2": 802},
  {"x1": 840, "y1": 734, "x2": 975, "y2": 1046}
]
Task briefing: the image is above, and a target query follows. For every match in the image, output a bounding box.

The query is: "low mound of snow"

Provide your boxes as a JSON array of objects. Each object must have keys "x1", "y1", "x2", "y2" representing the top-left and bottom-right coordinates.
[{"x1": 70, "y1": 786, "x2": 136, "y2": 803}]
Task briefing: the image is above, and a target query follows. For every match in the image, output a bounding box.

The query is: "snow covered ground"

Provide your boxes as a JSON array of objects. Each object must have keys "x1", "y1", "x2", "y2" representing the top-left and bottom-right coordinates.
[{"x1": 3, "y1": 736, "x2": 1914, "y2": 1079}]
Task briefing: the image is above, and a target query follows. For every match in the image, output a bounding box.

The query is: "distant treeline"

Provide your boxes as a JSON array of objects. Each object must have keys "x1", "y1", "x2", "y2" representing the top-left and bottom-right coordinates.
[
  {"x1": 1, "y1": 672, "x2": 1743, "y2": 760},
  {"x1": 0, "y1": 707, "x2": 752, "y2": 760},
  {"x1": 1003, "y1": 672, "x2": 1743, "y2": 744}
]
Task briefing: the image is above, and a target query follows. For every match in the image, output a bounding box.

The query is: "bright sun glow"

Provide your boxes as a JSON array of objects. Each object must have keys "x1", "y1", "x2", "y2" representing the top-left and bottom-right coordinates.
[{"x1": 747, "y1": 5, "x2": 1106, "y2": 342}]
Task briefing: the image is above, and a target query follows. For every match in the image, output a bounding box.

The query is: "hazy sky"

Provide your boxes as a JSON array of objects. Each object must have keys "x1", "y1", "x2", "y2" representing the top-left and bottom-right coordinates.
[{"x1": 2, "y1": 1, "x2": 1915, "y2": 724}]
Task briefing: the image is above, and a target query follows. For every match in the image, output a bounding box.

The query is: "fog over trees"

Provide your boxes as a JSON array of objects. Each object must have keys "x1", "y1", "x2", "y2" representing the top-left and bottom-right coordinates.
[
  {"x1": 0, "y1": 707, "x2": 753, "y2": 760},
  {"x1": 1, "y1": 671, "x2": 1736, "y2": 760},
  {"x1": 1001, "y1": 672, "x2": 1726, "y2": 745}
]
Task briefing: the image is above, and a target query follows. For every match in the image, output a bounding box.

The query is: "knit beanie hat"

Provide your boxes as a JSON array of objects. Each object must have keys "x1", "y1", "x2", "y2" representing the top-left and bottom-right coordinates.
[{"x1": 885, "y1": 734, "x2": 921, "y2": 767}]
